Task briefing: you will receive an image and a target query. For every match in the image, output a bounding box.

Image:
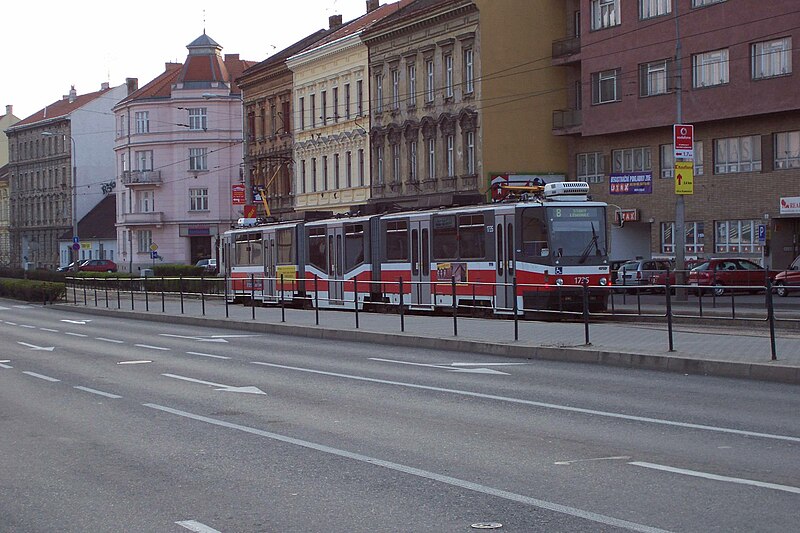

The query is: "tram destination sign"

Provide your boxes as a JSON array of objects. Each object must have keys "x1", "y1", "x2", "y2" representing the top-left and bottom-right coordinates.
[{"x1": 609, "y1": 172, "x2": 652, "y2": 194}]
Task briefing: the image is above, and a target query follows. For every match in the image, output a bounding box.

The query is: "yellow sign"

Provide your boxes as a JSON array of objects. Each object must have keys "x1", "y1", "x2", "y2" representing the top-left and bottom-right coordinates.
[
  {"x1": 675, "y1": 161, "x2": 694, "y2": 195},
  {"x1": 80, "y1": 242, "x2": 92, "y2": 250},
  {"x1": 276, "y1": 265, "x2": 297, "y2": 281}
]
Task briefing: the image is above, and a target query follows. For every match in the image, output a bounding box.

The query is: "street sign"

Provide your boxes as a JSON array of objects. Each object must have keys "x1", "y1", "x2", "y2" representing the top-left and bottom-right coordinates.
[
  {"x1": 72, "y1": 236, "x2": 80, "y2": 244},
  {"x1": 71, "y1": 243, "x2": 80, "y2": 251},
  {"x1": 758, "y1": 224, "x2": 767, "y2": 244},
  {"x1": 674, "y1": 124, "x2": 694, "y2": 160},
  {"x1": 232, "y1": 184, "x2": 246, "y2": 205},
  {"x1": 149, "y1": 243, "x2": 158, "y2": 252},
  {"x1": 151, "y1": 251, "x2": 159, "y2": 259},
  {"x1": 675, "y1": 161, "x2": 694, "y2": 195}
]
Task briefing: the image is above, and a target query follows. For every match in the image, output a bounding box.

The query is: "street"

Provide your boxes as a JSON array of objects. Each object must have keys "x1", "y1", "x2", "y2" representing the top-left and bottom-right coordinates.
[{"x1": 0, "y1": 302, "x2": 798, "y2": 532}]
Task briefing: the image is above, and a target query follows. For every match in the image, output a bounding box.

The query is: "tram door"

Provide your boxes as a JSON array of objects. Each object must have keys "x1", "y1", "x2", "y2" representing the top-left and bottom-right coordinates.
[
  {"x1": 495, "y1": 214, "x2": 516, "y2": 312},
  {"x1": 409, "y1": 220, "x2": 431, "y2": 306},
  {"x1": 328, "y1": 227, "x2": 345, "y2": 304},
  {"x1": 263, "y1": 232, "x2": 276, "y2": 301}
]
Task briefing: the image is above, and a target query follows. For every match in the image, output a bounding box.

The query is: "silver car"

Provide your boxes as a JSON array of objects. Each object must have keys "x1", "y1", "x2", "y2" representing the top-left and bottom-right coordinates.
[{"x1": 615, "y1": 259, "x2": 672, "y2": 290}]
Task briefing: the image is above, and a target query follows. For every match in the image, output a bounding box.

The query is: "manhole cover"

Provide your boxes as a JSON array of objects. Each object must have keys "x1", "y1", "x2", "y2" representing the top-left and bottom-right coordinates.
[{"x1": 471, "y1": 523, "x2": 502, "y2": 529}]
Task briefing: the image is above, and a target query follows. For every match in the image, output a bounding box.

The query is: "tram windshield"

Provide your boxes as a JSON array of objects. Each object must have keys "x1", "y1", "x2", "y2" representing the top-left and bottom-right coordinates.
[{"x1": 546, "y1": 206, "x2": 607, "y2": 262}]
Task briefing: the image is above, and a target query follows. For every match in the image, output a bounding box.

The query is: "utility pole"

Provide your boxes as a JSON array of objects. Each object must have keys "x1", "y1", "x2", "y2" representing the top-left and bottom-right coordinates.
[{"x1": 674, "y1": 3, "x2": 687, "y2": 301}]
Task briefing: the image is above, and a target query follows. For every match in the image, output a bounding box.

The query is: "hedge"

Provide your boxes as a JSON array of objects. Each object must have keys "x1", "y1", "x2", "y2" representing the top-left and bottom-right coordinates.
[
  {"x1": 0, "y1": 267, "x2": 66, "y2": 283},
  {"x1": 0, "y1": 278, "x2": 66, "y2": 302}
]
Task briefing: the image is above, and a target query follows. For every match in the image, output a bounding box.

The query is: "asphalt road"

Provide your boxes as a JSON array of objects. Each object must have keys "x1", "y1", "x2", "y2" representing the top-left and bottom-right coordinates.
[{"x1": 0, "y1": 302, "x2": 798, "y2": 532}]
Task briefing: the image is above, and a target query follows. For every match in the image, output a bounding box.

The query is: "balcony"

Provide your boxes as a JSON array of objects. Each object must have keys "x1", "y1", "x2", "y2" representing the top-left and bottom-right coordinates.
[
  {"x1": 120, "y1": 211, "x2": 164, "y2": 226},
  {"x1": 121, "y1": 170, "x2": 162, "y2": 187},
  {"x1": 552, "y1": 109, "x2": 582, "y2": 136},
  {"x1": 552, "y1": 35, "x2": 581, "y2": 66}
]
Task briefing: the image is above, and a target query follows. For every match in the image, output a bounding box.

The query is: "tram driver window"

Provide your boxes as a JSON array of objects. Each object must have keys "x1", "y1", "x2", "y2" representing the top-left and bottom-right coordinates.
[
  {"x1": 521, "y1": 210, "x2": 548, "y2": 257},
  {"x1": 385, "y1": 220, "x2": 408, "y2": 261},
  {"x1": 432, "y1": 215, "x2": 458, "y2": 260}
]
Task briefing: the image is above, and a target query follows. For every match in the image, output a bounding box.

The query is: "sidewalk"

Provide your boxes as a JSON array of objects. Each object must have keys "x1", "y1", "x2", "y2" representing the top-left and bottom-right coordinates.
[{"x1": 54, "y1": 292, "x2": 800, "y2": 385}]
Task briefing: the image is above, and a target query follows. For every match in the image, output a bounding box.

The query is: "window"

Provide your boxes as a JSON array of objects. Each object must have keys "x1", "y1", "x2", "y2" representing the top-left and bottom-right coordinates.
[
  {"x1": 714, "y1": 136, "x2": 761, "y2": 174},
  {"x1": 356, "y1": 80, "x2": 364, "y2": 116},
  {"x1": 446, "y1": 134, "x2": 455, "y2": 177},
  {"x1": 375, "y1": 145, "x2": 385, "y2": 185},
  {"x1": 592, "y1": 69, "x2": 620, "y2": 104},
  {"x1": 281, "y1": 100, "x2": 290, "y2": 133},
  {"x1": 135, "y1": 111, "x2": 149, "y2": 134},
  {"x1": 358, "y1": 149, "x2": 365, "y2": 186},
  {"x1": 612, "y1": 147, "x2": 651, "y2": 172},
  {"x1": 591, "y1": 0, "x2": 620, "y2": 30},
  {"x1": 346, "y1": 151, "x2": 352, "y2": 188},
  {"x1": 189, "y1": 148, "x2": 207, "y2": 171},
  {"x1": 660, "y1": 141, "x2": 704, "y2": 178},
  {"x1": 270, "y1": 103, "x2": 277, "y2": 135},
  {"x1": 639, "y1": 59, "x2": 669, "y2": 96},
  {"x1": 135, "y1": 150, "x2": 153, "y2": 171},
  {"x1": 301, "y1": 160, "x2": 307, "y2": 194},
  {"x1": 189, "y1": 188, "x2": 209, "y2": 211},
  {"x1": 660, "y1": 222, "x2": 705, "y2": 254},
  {"x1": 392, "y1": 69, "x2": 400, "y2": 110},
  {"x1": 344, "y1": 83, "x2": 351, "y2": 119},
  {"x1": 137, "y1": 230, "x2": 152, "y2": 253},
  {"x1": 277, "y1": 228, "x2": 294, "y2": 264},
  {"x1": 577, "y1": 152, "x2": 605, "y2": 183},
  {"x1": 299, "y1": 97, "x2": 305, "y2": 130},
  {"x1": 321, "y1": 91, "x2": 327, "y2": 123},
  {"x1": 775, "y1": 131, "x2": 800, "y2": 169},
  {"x1": 375, "y1": 74, "x2": 383, "y2": 113},
  {"x1": 692, "y1": 0, "x2": 725, "y2": 6},
  {"x1": 345, "y1": 223, "x2": 365, "y2": 270},
  {"x1": 464, "y1": 49, "x2": 474, "y2": 94},
  {"x1": 428, "y1": 138, "x2": 436, "y2": 179},
  {"x1": 465, "y1": 131, "x2": 475, "y2": 174},
  {"x1": 334, "y1": 153, "x2": 341, "y2": 189},
  {"x1": 307, "y1": 228, "x2": 327, "y2": 273},
  {"x1": 715, "y1": 220, "x2": 763, "y2": 254},
  {"x1": 332, "y1": 87, "x2": 339, "y2": 121},
  {"x1": 322, "y1": 155, "x2": 328, "y2": 190},
  {"x1": 458, "y1": 214, "x2": 486, "y2": 259},
  {"x1": 407, "y1": 63, "x2": 416, "y2": 106},
  {"x1": 693, "y1": 49, "x2": 729, "y2": 88},
  {"x1": 409, "y1": 141, "x2": 418, "y2": 182},
  {"x1": 311, "y1": 158, "x2": 317, "y2": 192},
  {"x1": 385, "y1": 220, "x2": 409, "y2": 261},
  {"x1": 310, "y1": 94, "x2": 316, "y2": 128},
  {"x1": 425, "y1": 60, "x2": 435, "y2": 103},
  {"x1": 640, "y1": 0, "x2": 671, "y2": 19},
  {"x1": 392, "y1": 143, "x2": 400, "y2": 184},
  {"x1": 188, "y1": 108, "x2": 207, "y2": 130},
  {"x1": 752, "y1": 37, "x2": 792, "y2": 80},
  {"x1": 118, "y1": 115, "x2": 126, "y2": 137},
  {"x1": 444, "y1": 54, "x2": 454, "y2": 98},
  {"x1": 137, "y1": 190, "x2": 154, "y2": 212}
]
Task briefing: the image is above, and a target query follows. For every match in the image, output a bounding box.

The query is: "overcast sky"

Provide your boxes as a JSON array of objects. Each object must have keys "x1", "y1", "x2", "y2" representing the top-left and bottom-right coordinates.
[{"x1": 3, "y1": 0, "x2": 371, "y2": 120}]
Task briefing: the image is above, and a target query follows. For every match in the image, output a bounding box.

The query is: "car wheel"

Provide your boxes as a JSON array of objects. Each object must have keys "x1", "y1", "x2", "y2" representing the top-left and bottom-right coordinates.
[
  {"x1": 775, "y1": 281, "x2": 788, "y2": 297},
  {"x1": 712, "y1": 283, "x2": 725, "y2": 297},
  {"x1": 106, "y1": 269, "x2": 113, "y2": 273}
]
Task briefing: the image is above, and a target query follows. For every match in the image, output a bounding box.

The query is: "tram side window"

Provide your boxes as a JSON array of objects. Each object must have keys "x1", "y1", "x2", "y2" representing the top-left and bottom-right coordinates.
[
  {"x1": 521, "y1": 209, "x2": 548, "y2": 257},
  {"x1": 385, "y1": 220, "x2": 408, "y2": 261},
  {"x1": 250, "y1": 237, "x2": 263, "y2": 265},
  {"x1": 345, "y1": 223, "x2": 365, "y2": 270},
  {"x1": 276, "y1": 228, "x2": 294, "y2": 264},
  {"x1": 235, "y1": 234, "x2": 262, "y2": 265},
  {"x1": 432, "y1": 215, "x2": 458, "y2": 260},
  {"x1": 458, "y1": 214, "x2": 485, "y2": 259},
  {"x1": 308, "y1": 228, "x2": 328, "y2": 273}
]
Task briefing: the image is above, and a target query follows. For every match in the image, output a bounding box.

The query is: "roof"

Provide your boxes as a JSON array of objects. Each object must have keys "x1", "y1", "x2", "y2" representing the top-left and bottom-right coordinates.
[
  {"x1": 238, "y1": 29, "x2": 334, "y2": 82},
  {"x1": 187, "y1": 32, "x2": 221, "y2": 49},
  {"x1": 363, "y1": 0, "x2": 469, "y2": 38},
  {"x1": 58, "y1": 195, "x2": 116, "y2": 241},
  {"x1": 11, "y1": 87, "x2": 116, "y2": 129}
]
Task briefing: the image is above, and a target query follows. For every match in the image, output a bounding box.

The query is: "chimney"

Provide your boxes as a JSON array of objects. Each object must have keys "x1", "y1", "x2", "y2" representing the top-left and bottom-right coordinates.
[
  {"x1": 225, "y1": 53, "x2": 240, "y2": 62},
  {"x1": 101, "y1": 82, "x2": 110, "y2": 91},
  {"x1": 329, "y1": 14, "x2": 343, "y2": 29},
  {"x1": 126, "y1": 77, "x2": 139, "y2": 95},
  {"x1": 68, "y1": 86, "x2": 77, "y2": 103},
  {"x1": 5, "y1": 105, "x2": 11, "y2": 116},
  {"x1": 366, "y1": 0, "x2": 380, "y2": 12}
]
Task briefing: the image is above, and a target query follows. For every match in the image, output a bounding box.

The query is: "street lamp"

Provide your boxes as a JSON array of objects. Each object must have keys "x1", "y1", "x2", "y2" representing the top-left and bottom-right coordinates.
[{"x1": 41, "y1": 131, "x2": 78, "y2": 270}]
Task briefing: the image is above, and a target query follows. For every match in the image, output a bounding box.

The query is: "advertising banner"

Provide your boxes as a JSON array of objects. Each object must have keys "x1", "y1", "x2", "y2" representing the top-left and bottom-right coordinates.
[
  {"x1": 232, "y1": 184, "x2": 246, "y2": 205},
  {"x1": 609, "y1": 172, "x2": 652, "y2": 194},
  {"x1": 675, "y1": 161, "x2": 694, "y2": 195}
]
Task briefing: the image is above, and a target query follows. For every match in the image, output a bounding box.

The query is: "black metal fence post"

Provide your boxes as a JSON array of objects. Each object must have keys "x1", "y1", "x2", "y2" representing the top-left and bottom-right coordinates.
[
  {"x1": 582, "y1": 282, "x2": 590, "y2": 345},
  {"x1": 513, "y1": 277, "x2": 519, "y2": 342},
  {"x1": 354, "y1": 278, "x2": 359, "y2": 329},
  {"x1": 665, "y1": 275, "x2": 674, "y2": 352},
  {"x1": 224, "y1": 274, "x2": 229, "y2": 318},
  {"x1": 105, "y1": 280, "x2": 109, "y2": 308},
  {"x1": 314, "y1": 275, "x2": 320, "y2": 325},
  {"x1": 451, "y1": 276, "x2": 458, "y2": 337},
  {"x1": 180, "y1": 276, "x2": 185, "y2": 314},
  {"x1": 83, "y1": 281, "x2": 87, "y2": 305},
  {"x1": 94, "y1": 283, "x2": 98, "y2": 307},
  {"x1": 130, "y1": 277, "x2": 135, "y2": 310},
  {"x1": 72, "y1": 279, "x2": 77, "y2": 304},
  {"x1": 766, "y1": 278, "x2": 777, "y2": 361},
  {"x1": 280, "y1": 274, "x2": 285, "y2": 323},
  {"x1": 201, "y1": 273, "x2": 206, "y2": 316},
  {"x1": 250, "y1": 274, "x2": 256, "y2": 320},
  {"x1": 399, "y1": 277, "x2": 405, "y2": 332},
  {"x1": 161, "y1": 277, "x2": 165, "y2": 313},
  {"x1": 144, "y1": 276, "x2": 149, "y2": 312},
  {"x1": 117, "y1": 281, "x2": 121, "y2": 309}
]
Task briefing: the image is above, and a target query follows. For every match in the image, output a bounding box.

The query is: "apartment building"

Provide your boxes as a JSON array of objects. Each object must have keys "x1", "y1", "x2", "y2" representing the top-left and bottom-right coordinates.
[
  {"x1": 553, "y1": 0, "x2": 800, "y2": 268},
  {"x1": 0, "y1": 105, "x2": 20, "y2": 265}
]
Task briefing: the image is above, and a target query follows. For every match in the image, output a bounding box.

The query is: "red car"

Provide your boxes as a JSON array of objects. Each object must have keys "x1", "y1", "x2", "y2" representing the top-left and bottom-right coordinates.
[
  {"x1": 79, "y1": 259, "x2": 118, "y2": 273},
  {"x1": 774, "y1": 255, "x2": 800, "y2": 297},
  {"x1": 687, "y1": 258, "x2": 772, "y2": 296}
]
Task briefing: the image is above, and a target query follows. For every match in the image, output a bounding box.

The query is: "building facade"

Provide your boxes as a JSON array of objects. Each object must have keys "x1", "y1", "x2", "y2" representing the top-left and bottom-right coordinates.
[
  {"x1": 0, "y1": 105, "x2": 20, "y2": 266},
  {"x1": 6, "y1": 84, "x2": 127, "y2": 269},
  {"x1": 113, "y1": 35, "x2": 254, "y2": 273},
  {"x1": 363, "y1": 0, "x2": 483, "y2": 210},
  {"x1": 555, "y1": 0, "x2": 800, "y2": 268}
]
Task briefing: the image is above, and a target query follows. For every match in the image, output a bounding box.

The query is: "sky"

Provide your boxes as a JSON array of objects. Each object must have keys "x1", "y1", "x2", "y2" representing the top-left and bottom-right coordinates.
[{"x1": 2, "y1": 0, "x2": 371, "y2": 120}]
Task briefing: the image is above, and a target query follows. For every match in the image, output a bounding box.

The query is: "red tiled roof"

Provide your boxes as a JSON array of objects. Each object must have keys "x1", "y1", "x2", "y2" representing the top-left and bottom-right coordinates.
[
  {"x1": 117, "y1": 64, "x2": 183, "y2": 105},
  {"x1": 12, "y1": 87, "x2": 116, "y2": 129}
]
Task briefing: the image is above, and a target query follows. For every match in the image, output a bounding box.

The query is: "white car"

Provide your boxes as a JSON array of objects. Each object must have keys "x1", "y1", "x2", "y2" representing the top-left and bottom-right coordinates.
[{"x1": 195, "y1": 258, "x2": 217, "y2": 273}]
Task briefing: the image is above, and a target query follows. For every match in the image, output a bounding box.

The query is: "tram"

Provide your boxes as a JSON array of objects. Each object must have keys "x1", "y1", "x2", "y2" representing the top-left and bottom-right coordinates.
[{"x1": 220, "y1": 181, "x2": 610, "y2": 314}]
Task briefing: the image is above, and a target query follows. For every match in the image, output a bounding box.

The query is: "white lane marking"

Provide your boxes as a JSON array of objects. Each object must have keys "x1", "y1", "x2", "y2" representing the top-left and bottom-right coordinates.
[
  {"x1": 74, "y1": 386, "x2": 122, "y2": 399},
  {"x1": 162, "y1": 373, "x2": 265, "y2": 395},
  {"x1": 61, "y1": 319, "x2": 91, "y2": 324},
  {"x1": 251, "y1": 362, "x2": 800, "y2": 444},
  {"x1": 176, "y1": 520, "x2": 222, "y2": 533},
  {"x1": 555, "y1": 456, "x2": 632, "y2": 465},
  {"x1": 96, "y1": 337, "x2": 125, "y2": 344},
  {"x1": 0, "y1": 363, "x2": 13, "y2": 369},
  {"x1": 13, "y1": 305, "x2": 33, "y2": 309},
  {"x1": 0, "y1": 306, "x2": 9, "y2": 310},
  {"x1": 117, "y1": 360, "x2": 152, "y2": 365},
  {"x1": 5, "y1": 322, "x2": 17, "y2": 326},
  {"x1": 22, "y1": 371, "x2": 60, "y2": 382},
  {"x1": 369, "y1": 357, "x2": 509, "y2": 375},
  {"x1": 39, "y1": 328, "x2": 59, "y2": 332},
  {"x1": 629, "y1": 462, "x2": 800, "y2": 495},
  {"x1": 134, "y1": 344, "x2": 170, "y2": 351},
  {"x1": 186, "y1": 351, "x2": 231, "y2": 360},
  {"x1": 159, "y1": 334, "x2": 227, "y2": 343},
  {"x1": 18, "y1": 324, "x2": 36, "y2": 329},
  {"x1": 65, "y1": 332, "x2": 88, "y2": 338},
  {"x1": 17, "y1": 342, "x2": 54, "y2": 351},
  {"x1": 451, "y1": 362, "x2": 530, "y2": 367},
  {"x1": 149, "y1": 403, "x2": 669, "y2": 533}
]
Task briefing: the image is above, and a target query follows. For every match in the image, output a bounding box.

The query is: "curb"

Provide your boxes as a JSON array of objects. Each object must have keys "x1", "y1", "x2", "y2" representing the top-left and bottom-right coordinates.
[{"x1": 52, "y1": 304, "x2": 800, "y2": 385}]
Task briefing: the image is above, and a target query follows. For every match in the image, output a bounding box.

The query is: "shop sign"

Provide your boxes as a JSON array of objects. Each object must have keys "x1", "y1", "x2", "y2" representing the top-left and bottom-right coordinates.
[
  {"x1": 232, "y1": 184, "x2": 246, "y2": 205},
  {"x1": 780, "y1": 196, "x2": 800, "y2": 215},
  {"x1": 609, "y1": 173, "x2": 652, "y2": 194},
  {"x1": 674, "y1": 124, "x2": 694, "y2": 159},
  {"x1": 614, "y1": 209, "x2": 640, "y2": 224}
]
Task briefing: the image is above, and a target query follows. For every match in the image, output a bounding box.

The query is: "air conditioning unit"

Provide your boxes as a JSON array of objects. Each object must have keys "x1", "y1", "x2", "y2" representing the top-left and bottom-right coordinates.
[{"x1": 543, "y1": 181, "x2": 590, "y2": 200}]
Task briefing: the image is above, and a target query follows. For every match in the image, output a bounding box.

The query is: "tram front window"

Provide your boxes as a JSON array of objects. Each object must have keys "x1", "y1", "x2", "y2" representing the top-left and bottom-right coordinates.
[{"x1": 546, "y1": 206, "x2": 607, "y2": 262}]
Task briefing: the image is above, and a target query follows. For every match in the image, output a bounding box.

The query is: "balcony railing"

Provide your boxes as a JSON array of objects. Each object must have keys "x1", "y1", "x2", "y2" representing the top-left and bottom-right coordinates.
[
  {"x1": 552, "y1": 109, "x2": 582, "y2": 131},
  {"x1": 120, "y1": 211, "x2": 164, "y2": 225},
  {"x1": 552, "y1": 35, "x2": 581, "y2": 61},
  {"x1": 121, "y1": 170, "x2": 162, "y2": 186}
]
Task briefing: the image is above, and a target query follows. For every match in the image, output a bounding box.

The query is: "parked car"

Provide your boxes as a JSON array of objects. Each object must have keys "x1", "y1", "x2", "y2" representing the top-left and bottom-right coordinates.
[
  {"x1": 649, "y1": 259, "x2": 704, "y2": 292},
  {"x1": 615, "y1": 259, "x2": 672, "y2": 291},
  {"x1": 195, "y1": 258, "x2": 217, "y2": 274},
  {"x1": 609, "y1": 259, "x2": 630, "y2": 284},
  {"x1": 773, "y1": 255, "x2": 800, "y2": 297},
  {"x1": 79, "y1": 259, "x2": 118, "y2": 273},
  {"x1": 687, "y1": 258, "x2": 772, "y2": 296},
  {"x1": 56, "y1": 260, "x2": 88, "y2": 272}
]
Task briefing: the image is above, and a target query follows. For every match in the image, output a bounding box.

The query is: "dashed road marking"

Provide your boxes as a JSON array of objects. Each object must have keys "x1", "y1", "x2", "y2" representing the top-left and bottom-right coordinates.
[
  {"x1": 74, "y1": 386, "x2": 122, "y2": 399},
  {"x1": 22, "y1": 371, "x2": 60, "y2": 382}
]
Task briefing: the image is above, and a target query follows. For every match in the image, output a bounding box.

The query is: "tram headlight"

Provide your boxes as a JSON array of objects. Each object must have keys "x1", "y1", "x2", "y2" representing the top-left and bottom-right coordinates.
[
  {"x1": 599, "y1": 277, "x2": 608, "y2": 286},
  {"x1": 555, "y1": 278, "x2": 564, "y2": 286}
]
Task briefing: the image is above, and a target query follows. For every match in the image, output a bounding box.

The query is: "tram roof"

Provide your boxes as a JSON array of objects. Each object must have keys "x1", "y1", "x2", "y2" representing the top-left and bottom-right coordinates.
[{"x1": 379, "y1": 200, "x2": 607, "y2": 220}]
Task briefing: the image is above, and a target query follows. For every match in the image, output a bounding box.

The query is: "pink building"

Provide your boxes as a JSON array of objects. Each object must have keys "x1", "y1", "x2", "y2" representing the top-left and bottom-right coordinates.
[{"x1": 113, "y1": 33, "x2": 254, "y2": 273}]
